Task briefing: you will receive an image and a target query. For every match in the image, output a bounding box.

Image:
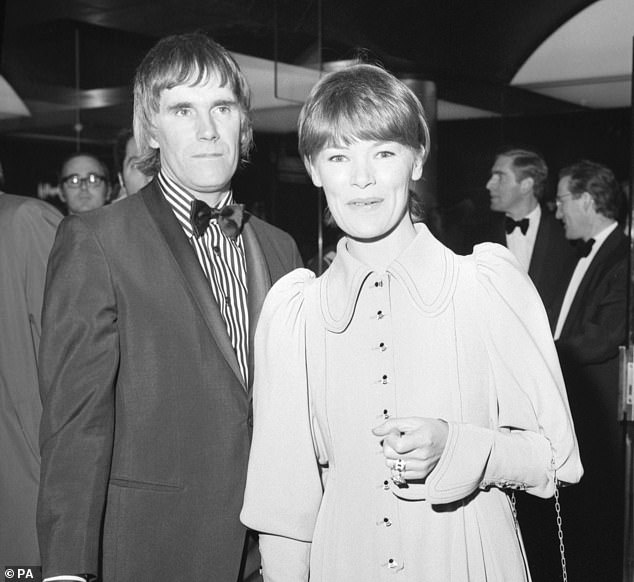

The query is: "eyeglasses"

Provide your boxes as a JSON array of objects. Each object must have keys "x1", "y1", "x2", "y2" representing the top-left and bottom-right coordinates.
[{"x1": 61, "y1": 173, "x2": 106, "y2": 190}]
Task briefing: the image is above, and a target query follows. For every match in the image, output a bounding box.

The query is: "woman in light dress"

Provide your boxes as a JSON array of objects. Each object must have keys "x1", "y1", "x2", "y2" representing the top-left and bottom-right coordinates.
[{"x1": 241, "y1": 63, "x2": 582, "y2": 581}]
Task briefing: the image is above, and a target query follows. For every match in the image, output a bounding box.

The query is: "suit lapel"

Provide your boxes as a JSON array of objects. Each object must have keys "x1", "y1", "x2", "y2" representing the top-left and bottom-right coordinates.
[
  {"x1": 561, "y1": 228, "x2": 624, "y2": 338},
  {"x1": 528, "y1": 212, "x2": 548, "y2": 283},
  {"x1": 242, "y1": 217, "x2": 273, "y2": 392},
  {"x1": 141, "y1": 185, "x2": 244, "y2": 386}
]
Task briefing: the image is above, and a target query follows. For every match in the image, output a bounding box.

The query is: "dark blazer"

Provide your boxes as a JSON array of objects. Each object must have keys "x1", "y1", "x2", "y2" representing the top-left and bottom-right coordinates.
[
  {"x1": 37, "y1": 181, "x2": 303, "y2": 581},
  {"x1": 476, "y1": 208, "x2": 576, "y2": 330},
  {"x1": 556, "y1": 225, "x2": 628, "y2": 475},
  {"x1": 555, "y1": 225, "x2": 628, "y2": 581}
]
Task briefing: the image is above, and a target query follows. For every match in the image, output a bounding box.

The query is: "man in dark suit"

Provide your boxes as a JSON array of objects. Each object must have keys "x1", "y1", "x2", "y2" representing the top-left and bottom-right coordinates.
[
  {"x1": 37, "y1": 32, "x2": 302, "y2": 582},
  {"x1": 552, "y1": 160, "x2": 628, "y2": 582},
  {"x1": 481, "y1": 148, "x2": 576, "y2": 330}
]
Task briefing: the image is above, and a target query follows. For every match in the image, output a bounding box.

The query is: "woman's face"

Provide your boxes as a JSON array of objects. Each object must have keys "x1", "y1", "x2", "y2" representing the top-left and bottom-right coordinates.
[{"x1": 307, "y1": 139, "x2": 423, "y2": 241}]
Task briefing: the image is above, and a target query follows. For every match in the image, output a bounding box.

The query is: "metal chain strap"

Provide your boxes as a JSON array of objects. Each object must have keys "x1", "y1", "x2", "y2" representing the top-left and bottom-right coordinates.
[
  {"x1": 510, "y1": 491, "x2": 519, "y2": 528},
  {"x1": 554, "y1": 482, "x2": 568, "y2": 582},
  {"x1": 511, "y1": 483, "x2": 567, "y2": 582}
]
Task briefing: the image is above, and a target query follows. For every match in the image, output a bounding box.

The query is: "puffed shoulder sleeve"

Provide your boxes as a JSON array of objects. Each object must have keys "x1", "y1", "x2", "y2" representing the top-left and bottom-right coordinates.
[
  {"x1": 241, "y1": 268, "x2": 322, "y2": 580},
  {"x1": 422, "y1": 244, "x2": 583, "y2": 504}
]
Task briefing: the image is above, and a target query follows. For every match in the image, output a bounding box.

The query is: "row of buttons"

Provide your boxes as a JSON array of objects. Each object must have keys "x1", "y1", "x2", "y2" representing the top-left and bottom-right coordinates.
[{"x1": 371, "y1": 277, "x2": 403, "y2": 574}]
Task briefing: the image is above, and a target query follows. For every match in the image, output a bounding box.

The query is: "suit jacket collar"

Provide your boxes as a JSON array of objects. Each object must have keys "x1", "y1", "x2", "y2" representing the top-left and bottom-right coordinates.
[
  {"x1": 141, "y1": 182, "x2": 272, "y2": 391},
  {"x1": 242, "y1": 219, "x2": 272, "y2": 390},
  {"x1": 528, "y1": 209, "x2": 553, "y2": 282}
]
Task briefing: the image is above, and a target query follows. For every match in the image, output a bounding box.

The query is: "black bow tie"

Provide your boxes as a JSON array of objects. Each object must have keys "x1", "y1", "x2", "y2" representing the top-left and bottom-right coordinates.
[
  {"x1": 505, "y1": 216, "x2": 529, "y2": 235},
  {"x1": 576, "y1": 238, "x2": 595, "y2": 259},
  {"x1": 190, "y1": 199, "x2": 244, "y2": 240}
]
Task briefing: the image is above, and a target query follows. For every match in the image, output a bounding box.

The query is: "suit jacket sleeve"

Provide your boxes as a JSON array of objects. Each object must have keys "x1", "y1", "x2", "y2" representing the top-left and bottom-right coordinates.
[{"x1": 38, "y1": 216, "x2": 118, "y2": 577}]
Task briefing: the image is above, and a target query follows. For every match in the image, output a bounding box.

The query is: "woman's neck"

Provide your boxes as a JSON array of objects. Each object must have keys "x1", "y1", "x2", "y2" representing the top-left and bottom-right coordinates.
[{"x1": 347, "y1": 219, "x2": 418, "y2": 271}]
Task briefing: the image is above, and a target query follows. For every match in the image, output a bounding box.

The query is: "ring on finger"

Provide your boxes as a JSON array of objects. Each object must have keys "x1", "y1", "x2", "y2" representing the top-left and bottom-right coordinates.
[{"x1": 391, "y1": 467, "x2": 406, "y2": 485}]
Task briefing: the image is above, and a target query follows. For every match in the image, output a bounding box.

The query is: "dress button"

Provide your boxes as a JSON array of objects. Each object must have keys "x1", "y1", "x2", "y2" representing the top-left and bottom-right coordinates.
[
  {"x1": 383, "y1": 409, "x2": 389, "y2": 419},
  {"x1": 379, "y1": 342, "x2": 386, "y2": 351},
  {"x1": 374, "y1": 281, "x2": 383, "y2": 287},
  {"x1": 376, "y1": 310, "x2": 384, "y2": 319},
  {"x1": 383, "y1": 517, "x2": 392, "y2": 527},
  {"x1": 381, "y1": 374, "x2": 388, "y2": 384}
]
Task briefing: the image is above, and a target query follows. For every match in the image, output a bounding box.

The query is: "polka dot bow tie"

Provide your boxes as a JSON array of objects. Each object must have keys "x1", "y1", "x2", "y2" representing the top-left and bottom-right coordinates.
[{"x1": 190, "y1": 199, "x2": 245, "y2": 240}]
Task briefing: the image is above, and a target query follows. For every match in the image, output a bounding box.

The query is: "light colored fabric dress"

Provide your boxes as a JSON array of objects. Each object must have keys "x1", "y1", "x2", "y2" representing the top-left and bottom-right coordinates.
[{"x1": 241, "y1": 224, "x2": 582, "y2": 581}]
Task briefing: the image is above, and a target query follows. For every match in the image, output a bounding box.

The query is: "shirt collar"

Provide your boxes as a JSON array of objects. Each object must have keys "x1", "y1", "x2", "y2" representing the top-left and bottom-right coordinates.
[
  {"x1": 158, "y1": 170, "x2": 234, "y2": 238},
  {"x1": 319, "y1": 223, "x2": 458, "y2": 332},
  {"x1": 525, "y1": 203, "x2": 541, "y2": 224}
]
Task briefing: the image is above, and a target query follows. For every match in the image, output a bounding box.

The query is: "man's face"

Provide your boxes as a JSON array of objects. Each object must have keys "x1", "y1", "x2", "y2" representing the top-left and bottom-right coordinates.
[
  {"x1": 119, "y1": 137, "x2": 152, "y2": 197},
  {"x1": 149, "y1": 75, "x2": 243, "y2": 203},
  {"x1": 486, "y1": 155, "x2": 525, "y2": 214},
  {"x1": 555, "y1": 175, "x2": 591, "y2": 240},
  {"x1": 60, "y1": 155, "x2": 110, "y2": 214}
]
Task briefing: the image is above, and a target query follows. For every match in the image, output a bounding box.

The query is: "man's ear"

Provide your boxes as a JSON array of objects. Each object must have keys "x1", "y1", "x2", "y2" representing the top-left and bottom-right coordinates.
[
  {"x1": 520, "y1": 176, "x2": 534, "y2": 195},
  {"x1": 581, "y1": 191, "x2": 595, "y2": 212},
  {"x1": 305, "y1": 157, "x2": 323, "y2": 188},
  {"x1": 146, "y1": 118, "x2": 160, "y2": 149}
]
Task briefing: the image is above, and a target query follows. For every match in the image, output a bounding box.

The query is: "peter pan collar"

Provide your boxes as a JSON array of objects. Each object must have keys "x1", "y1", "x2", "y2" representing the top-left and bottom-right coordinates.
[{"x1": 319, "y1": 224, "x2": 458, "y2": 332}]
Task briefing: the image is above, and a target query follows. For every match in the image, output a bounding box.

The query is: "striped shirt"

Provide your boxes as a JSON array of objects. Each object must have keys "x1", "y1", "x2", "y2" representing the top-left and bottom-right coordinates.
[{"x1": 158, "y1": 171, "x2": 250, "y2": 386}]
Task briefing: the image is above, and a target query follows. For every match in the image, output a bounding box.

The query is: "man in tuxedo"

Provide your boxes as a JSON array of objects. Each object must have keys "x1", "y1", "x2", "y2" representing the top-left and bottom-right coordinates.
[
  {"x1": 37, "y1": 32, "x2": 302, "y2": 582},
  {"x1": 552, "y1": 160, "x2": 628, "y2": 581},
  {"x1": 481, "y1": 148, "x2": 576, "y2": 329}
]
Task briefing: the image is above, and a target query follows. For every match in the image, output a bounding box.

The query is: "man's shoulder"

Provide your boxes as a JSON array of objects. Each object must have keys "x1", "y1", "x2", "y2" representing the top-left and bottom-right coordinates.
[
  {"x1": 599, "y1": 226, "x2": 629, "y2": 265},
  {"x1": 243, "y1": 213, "x2": 302, "y2": 270},
  {"x1": 536, "y1": 207, "x2": 571, "y2": 245},
  {"x1": 0, "y1": 193, "x2": 63, "y2": 231},
  {"x1": 0, "y1": 192, "x2": 61, "y2": 217},
  {"x1": 537, "y1": 206, "x2": 561, "y2": 229},
  {"x1": 245, "y1": 212, "x2": 295, "y2": 244},
  {"x1": 73, "y1": 185, "x2": 159, "y2": 228}
]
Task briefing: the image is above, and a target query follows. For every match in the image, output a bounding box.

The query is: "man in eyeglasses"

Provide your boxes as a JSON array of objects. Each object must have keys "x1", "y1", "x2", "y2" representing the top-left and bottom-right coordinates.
[
  {"x1": 58, "y1": 152, "x2": 111, "y2": 214},
  {"x1": 552, "y1": 159, "x2": 628, "y2": 581}
]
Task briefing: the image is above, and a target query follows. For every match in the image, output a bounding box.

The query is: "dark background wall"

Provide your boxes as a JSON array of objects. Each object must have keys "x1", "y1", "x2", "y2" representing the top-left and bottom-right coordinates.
[{"x1": 0, "y1": 105, "x2": 630, "y2": 262}]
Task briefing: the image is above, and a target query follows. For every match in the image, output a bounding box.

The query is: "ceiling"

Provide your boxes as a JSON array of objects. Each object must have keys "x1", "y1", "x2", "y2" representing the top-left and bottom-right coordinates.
[{"x1": 0, "y1": 0, "x2": 631, "y2": 146}]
